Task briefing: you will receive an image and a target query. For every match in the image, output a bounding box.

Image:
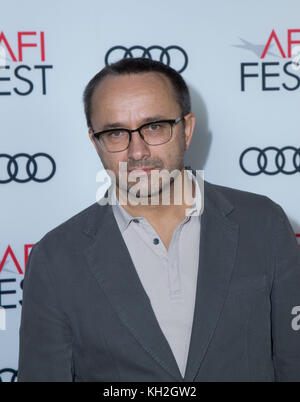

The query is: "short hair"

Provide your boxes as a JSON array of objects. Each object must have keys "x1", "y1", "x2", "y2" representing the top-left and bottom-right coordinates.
[{"x1": 82, "y1": 57, "x2": 191, "y2": 129}]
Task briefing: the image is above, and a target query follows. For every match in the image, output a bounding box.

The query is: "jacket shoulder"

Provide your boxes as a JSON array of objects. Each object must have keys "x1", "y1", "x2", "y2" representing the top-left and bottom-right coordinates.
[
  {"x1": 204, "y1": 179, "x2": 281, "y2": 221},
  {"x1": 206, "y1": 180, "x2": 272, "y2": 203},
  {"x1": 34, "y1": 201, "x2": 100, "y2": 252}
]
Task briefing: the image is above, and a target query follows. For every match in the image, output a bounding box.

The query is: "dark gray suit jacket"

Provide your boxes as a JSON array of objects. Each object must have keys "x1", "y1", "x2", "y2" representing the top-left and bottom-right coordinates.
[{"x1": 18, "y1": 172, "x2": 300, "y2": 382}]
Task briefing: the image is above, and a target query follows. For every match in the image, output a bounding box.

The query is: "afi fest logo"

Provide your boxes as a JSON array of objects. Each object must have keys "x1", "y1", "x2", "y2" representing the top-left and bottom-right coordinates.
[
  {"x1": 234, "y1": 29, "x2": 300, "y2": 91},
  {"x1": 0, "y1": 31, "x2": 53, "y2": 95},
  {"x1": 0, "y1": 244, "x2": 34, "y2": 312},
  {"x1": 0, "y1": 306, "x2": 6, "y2": 330}
]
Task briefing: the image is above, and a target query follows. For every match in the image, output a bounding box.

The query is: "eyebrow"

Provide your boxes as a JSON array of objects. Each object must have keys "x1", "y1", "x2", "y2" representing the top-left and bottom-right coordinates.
[{"x1": 100, "y1": 115, "x2": 167, "y2": 131}]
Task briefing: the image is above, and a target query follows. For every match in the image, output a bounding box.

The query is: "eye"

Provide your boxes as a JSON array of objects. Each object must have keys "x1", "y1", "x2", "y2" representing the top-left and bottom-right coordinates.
[
  {"x1": 106, "y1": 130, "x2": 127, "y2": 138},
  {"x1": 147, "y1": 123, "x2": 161, "y2": 131}
]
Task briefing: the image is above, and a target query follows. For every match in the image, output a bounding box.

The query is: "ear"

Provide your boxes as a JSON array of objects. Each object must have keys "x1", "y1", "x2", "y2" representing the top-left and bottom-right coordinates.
[
  {"x1": 88, "y1": 128, "x2": 98, "y2": 150},
  {"x1": 88, "y1": 128, "x2": 102, "y2": 155},
  {"x1": 183, "y1": 113, "x2": 196, "y2": 151}
]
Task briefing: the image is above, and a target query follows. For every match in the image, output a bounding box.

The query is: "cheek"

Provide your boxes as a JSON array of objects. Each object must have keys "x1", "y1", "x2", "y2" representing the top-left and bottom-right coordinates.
[
  {"x1": 110, "y1": 156, "x2": 130, "y2": 177},
  {"x1": 167, "y1": 135, "x2": 185, "y2": 158},
  {"x1": 98, "y1": 153, "x2": 115, "y2": 173}
]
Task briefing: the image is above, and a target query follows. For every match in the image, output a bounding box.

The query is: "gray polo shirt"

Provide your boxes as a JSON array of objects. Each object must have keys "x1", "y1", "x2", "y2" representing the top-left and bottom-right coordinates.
[{"x1": 110, "y1": 169, "x2": 201, "y2": 378}]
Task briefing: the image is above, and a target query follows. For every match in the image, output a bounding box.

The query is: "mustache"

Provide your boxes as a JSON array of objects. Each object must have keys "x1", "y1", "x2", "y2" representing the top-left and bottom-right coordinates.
[{"x1": 126, "y1": 162, "x2": 163, "y2": 170}]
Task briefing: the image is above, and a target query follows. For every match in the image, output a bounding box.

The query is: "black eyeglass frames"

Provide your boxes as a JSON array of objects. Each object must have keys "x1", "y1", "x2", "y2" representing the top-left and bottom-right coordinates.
[{"x1": 92, "y1": 115, "x2": 185, "y2": 153}]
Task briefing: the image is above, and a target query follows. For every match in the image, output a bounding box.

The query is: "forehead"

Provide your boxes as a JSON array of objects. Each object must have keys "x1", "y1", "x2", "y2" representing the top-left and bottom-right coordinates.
[{"x1": 90, "y1": 72, "x2": 179, "y2": 126}]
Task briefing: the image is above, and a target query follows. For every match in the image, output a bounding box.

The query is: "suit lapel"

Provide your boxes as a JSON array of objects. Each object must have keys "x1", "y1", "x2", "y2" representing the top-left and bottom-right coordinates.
[
  {"x1": 83, "y1": 174, "x2": 239, "y2": 382},
  {"x1": 183, "y1": 179, "x2": 239, "y2": 381},
  {"x1": 83, "y1": 200, "x2": 183, "y2": 381}
]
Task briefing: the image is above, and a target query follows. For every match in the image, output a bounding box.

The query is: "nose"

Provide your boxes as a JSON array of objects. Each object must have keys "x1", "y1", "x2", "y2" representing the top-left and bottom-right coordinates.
[{"x1": 127, "y1": 130, "x2": 151, "y2": 160}]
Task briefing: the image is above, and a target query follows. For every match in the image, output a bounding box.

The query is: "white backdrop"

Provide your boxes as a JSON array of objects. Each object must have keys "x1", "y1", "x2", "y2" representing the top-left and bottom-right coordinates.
[{"x1": 0, "y1": 0, "x2": 299, "y2": 381}]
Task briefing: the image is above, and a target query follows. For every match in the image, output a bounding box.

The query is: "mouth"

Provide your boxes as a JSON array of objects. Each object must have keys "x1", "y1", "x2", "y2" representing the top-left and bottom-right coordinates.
[{"x1": 128, "y1": 167, "x2": 157, "y2": 174}]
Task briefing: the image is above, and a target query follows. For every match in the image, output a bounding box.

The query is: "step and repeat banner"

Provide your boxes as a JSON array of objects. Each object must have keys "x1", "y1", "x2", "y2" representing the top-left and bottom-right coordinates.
[{"x1": 0, "y1": 0, "x2": 299, "y2": 382}]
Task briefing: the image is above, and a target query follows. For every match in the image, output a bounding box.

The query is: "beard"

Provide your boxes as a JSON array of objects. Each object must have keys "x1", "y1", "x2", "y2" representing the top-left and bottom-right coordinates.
[{"x1": 104, "y1": 130, "x2": 186, "y2": 204}]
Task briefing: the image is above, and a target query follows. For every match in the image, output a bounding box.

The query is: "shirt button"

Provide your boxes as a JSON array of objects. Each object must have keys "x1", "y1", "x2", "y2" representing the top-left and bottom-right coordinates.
[
  {"x1": 153, "y1": 238, "x2": 160, "y2": 245},
  {"x1": 132, "y1": 219, "x2": 139, "y2": 223}
]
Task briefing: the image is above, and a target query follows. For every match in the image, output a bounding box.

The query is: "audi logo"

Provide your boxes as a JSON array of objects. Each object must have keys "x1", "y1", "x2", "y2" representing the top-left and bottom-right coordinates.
[
  {"x1": 240, "y1": 147, "x2": 300, "y2": 176},
  {"x1": 105, "y1": 45, "x2": 188, "y2": 73},
  {"x1": 0, "y1": 153, "x2": 56, "y2": 183},
  {"x1": 0, "y1": 368, "x2": 18, "y2": 382}
]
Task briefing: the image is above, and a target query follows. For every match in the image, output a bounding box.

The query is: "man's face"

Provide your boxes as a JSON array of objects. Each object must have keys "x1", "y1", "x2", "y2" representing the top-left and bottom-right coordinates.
[{"x1": 88, "y1": 72, "x2": 195, "y2": 199}]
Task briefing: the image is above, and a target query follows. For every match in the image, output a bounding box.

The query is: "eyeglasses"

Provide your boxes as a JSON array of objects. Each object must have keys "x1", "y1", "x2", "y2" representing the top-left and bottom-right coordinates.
[{"x1": 92, "y1": 116, "x2": 184, "y2": 153}]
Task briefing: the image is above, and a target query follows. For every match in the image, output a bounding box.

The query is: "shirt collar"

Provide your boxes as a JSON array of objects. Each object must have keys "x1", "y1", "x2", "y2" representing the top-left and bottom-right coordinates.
[
  {"x1": 110, "y1": 167, "x2": 202, "y2": 234},
  {"x1": 111, "y1": 184, "x2": 139, "y2": 233}
]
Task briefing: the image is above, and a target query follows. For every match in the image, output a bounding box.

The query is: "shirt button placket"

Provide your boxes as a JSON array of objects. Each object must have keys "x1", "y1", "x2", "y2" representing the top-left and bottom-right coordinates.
[{"x1": 168, "y1": 229, "x2": 182, "y2": 299}]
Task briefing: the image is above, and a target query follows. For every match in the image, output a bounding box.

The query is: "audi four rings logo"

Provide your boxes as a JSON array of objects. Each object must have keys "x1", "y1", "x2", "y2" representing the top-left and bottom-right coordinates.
[
  {"x1": 0, "y1": 153, "x2": 56, "y2": 183},
  {"x1": 240, "y1": 147, "x2": 300, "y2": 175},
  {"x1": 105, "y1": 45, "x2": 188, "y2": 73},
  {"x1": 0, "y1": 368, "x2": 18, "y2": 382}
]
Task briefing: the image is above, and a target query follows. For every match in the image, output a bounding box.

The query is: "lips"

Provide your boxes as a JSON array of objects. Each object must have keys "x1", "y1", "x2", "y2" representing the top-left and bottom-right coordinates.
[{"x1": 128, "y1": 167, "x2": 156, "y2": 173}]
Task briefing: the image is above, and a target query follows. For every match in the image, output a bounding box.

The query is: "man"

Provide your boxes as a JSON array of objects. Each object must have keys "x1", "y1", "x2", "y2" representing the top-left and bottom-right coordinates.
[{"x1": 18, "y1": 58, "x2": 300, "y2": 382}]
